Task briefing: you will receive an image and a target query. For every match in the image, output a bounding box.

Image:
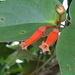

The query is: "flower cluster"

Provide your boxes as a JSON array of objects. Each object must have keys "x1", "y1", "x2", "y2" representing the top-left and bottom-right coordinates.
[
  {"x1": 19, "y1": 5, "x2": 64, "y2": 53},
  {"x1": 19, "y1": 26, "x2": 59, "y2": 53}
]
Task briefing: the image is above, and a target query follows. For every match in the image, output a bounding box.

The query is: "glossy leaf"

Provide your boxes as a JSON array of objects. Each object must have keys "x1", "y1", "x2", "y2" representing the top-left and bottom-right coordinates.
[{"x1": 56, "y1": 25, "x2": 75, "y2": 75}]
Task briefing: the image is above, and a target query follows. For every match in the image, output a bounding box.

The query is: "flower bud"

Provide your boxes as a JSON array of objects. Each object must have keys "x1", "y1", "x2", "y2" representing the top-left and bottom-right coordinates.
[{"x1": 56, "y1": 5, "x2": 65, "y2": 14}]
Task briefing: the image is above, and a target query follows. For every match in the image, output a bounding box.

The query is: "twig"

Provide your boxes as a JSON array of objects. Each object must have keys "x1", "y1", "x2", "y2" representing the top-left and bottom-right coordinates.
[
  {"x1": 33, "y1": 50, "x2": 56, "y2": 73},
  {"x1": 36, "y1": 54, "x2": 42, "y2": 70},
  {"x1": 48, "y1": 61, "x2": 58, "y2": 70},
  {"x1": 35, "y1": 54, "x2": 42, "y2": 75}
]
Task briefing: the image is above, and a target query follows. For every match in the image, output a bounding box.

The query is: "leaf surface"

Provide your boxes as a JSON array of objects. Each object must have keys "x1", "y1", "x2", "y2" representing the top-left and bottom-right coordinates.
[{"x1": 56, "y1": 25, "x2": 75, "y2": 75}]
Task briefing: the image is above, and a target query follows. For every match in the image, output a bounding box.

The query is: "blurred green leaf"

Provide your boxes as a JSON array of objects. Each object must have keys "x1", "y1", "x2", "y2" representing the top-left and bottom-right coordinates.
[
  {"x1": 58, "y1": 0, "x2": 63, "y2": 3},
  {"x1": 56, "y1": 25, "x2": 75, "y2": 75},
  {"x1": 4, "y1": 50, "x2": 20, "y2": 66},
  {"x1": 0, "y1": 71, "x2": 5, "y2": 75},
  {"x1": 18, "y1": 50, "x2": 37, "y2": 61},
  {"x1": 10, "y1": 44, "x2": 39, "y2": 61},
  {"x1": 0, "y1": 63, "x2": 8, "y2": 75},
  {"x1": 4, "y1": 49, "x2": 36, "y2": 66},
  {"x1": 0, "y1": 43, "x2": 15, "y2": 59},
  {"x1": 0, "y1": 0, "x2": 66, "y2": 42},
  {"x1": 69, "y1": 0, "x2": 75, "y2": 24},
  {"x1": 10, "y1": 61, "x2": 37, "y2": 74}
]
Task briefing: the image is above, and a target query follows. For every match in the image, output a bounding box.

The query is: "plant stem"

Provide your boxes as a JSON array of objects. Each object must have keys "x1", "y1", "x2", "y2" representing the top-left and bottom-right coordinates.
[{"x1": 33, "y1": 50, "x2": 56, "y2": 73}]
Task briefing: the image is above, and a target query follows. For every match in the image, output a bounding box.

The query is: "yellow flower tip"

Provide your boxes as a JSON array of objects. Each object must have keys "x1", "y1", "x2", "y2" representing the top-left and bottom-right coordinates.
[
  {"x1": 39, "y1": 41, "x2": 50, "y2": 53},
  {"x1": 19, "y1": 42, "x2": 28, "y2": 50},
  {"x1": 56, "y1": 5, "x2": 65, "y2": 14}
]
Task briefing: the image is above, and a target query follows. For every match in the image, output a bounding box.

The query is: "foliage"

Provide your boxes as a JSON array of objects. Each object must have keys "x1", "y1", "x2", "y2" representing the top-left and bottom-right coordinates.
[
  {"x1": 56, "y1": 0, "x2": 75, "y2": 75},
  {"x1": 0, "y1": 0, "x2": 74, "y2": 75}
]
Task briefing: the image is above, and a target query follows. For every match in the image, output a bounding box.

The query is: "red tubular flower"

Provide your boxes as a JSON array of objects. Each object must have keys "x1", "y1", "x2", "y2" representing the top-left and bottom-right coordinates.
[
  {"x1": 19, "y1": 26, "x2": 57, "y2": 50},
  {"x1": 39, "y1": 29, "x2": 59, "y2": 53}
]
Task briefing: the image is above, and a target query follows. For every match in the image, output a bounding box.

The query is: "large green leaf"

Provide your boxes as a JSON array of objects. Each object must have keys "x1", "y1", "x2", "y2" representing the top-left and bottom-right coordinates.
[
  {"x1": 0, "y1": 23, "x2": 54, "y2": 42},
  {"x1": 56, "y1": 25, "x2": 75, "y2": 75},
  {"x1": 0, "y1": 0, "x2": 65, "y2": 42},
  {"x1": 0, "y1": 0, "x2": 61, "y2": 26}
]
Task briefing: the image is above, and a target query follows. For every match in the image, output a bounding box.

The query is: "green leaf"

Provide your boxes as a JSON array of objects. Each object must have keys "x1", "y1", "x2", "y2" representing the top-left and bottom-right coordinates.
[
  {"x1": 69, "y1": 0, "x2": 75, "y2": 24},
  {"x1": 10, "y1": 61, "x2": 37, "y2": 73},
  {"x1": 0, "y1": 0, "x2": 61, "y2": 26},
  {"x1": 0, "y1": 23, "x2": 53, "y2": 42},
  {"x1": 58, "y1": 0, "x2": 63, "y2": 3},
  {"x1": 0, "y1": 0, "x2": 66, "y2": 42},
  {"x1": 0, "y1": 63, "x2": 8, "y2": 75},
  {"x1": 56, "y1": 25, "x2": 75, "y2": 75},
  {"x1": 18, "y1": 50, "x2": 37, "y2": 61},
  {"x1": 0, "y1": 43, "x2": 15, "y2": 59},
  {"x1": 9, "y1": 45, "x2": 38, "y2": 61}
]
